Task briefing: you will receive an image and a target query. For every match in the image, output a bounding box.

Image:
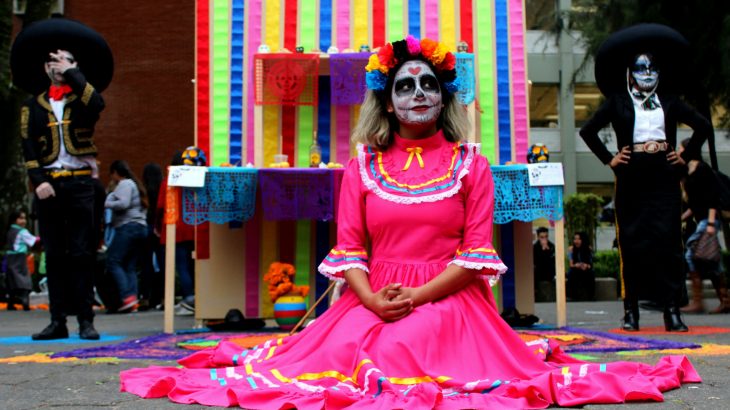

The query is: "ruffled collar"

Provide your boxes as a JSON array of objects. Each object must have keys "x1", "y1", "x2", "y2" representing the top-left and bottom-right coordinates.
[{"x1": 357, "y1": 136, "x2": 480, "y2": 204}]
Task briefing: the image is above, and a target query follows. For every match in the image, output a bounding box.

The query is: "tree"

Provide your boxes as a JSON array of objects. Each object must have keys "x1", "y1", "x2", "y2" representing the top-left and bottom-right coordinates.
[
  {"x1": 569, "y1": 0, "x2": 730, "y2": 166},
  {"x1": 0, "y1": 0, "x2": 51, "y2": 243}
]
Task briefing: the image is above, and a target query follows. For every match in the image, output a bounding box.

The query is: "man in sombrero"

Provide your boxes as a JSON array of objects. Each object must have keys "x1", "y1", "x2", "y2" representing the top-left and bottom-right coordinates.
[
  {"x1": 580, "y1": 24, "x2": 712, "y2": 333},
  {"x1": 11, "y1": 18, "x2": 113, "y2": 340}
]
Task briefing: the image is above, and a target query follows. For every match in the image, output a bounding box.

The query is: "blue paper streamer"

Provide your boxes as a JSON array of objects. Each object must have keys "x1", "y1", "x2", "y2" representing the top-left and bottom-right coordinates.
[
  {"x1": 319, "y1": 0, "x2": 332, "y2": 51},
  {"x1": 229, "y1": 0, "x2": 245, "y2": 165},
  {"x1": 408, "y1": 0, "x2": 420, "y2": 38},
  {"x1": 318, "y1": 76, "x2": 331, "y2": 163},
  {"x1": 495, "y1": 0, "x2": 511, "y2": 164}
]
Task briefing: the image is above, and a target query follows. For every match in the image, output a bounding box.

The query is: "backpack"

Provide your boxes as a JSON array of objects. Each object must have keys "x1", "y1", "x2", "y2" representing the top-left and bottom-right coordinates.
[{"x1": 714, "y1": 170, "x2": 730, "y2": 220}]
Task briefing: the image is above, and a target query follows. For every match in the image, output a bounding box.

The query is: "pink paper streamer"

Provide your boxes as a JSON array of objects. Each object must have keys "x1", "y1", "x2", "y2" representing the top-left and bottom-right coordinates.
[
  {"x1": 336, "y1": 0, "x2": 349, "y2": 49},
  {"x1": 509, "y1": 0, "x2": 528, "y2": 162},
  {"x1": 424, "y1": 0, "x2": 439, "y2": 40},
  {"x1": 247, "y1": 0, "x2": 262, "y2": 164},
  {"x1": 335, "y1": 106, "x2": 350, "y2": 164},
  {"x1": 245, "y1": 0, "x2": 262, "y2": 315}
]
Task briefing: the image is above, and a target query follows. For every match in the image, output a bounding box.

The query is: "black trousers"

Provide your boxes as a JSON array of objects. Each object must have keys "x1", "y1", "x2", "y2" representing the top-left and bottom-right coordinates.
[
  {"x1": 614, "y1": 152, "x2": 684, "y2": 308},
  {"x1": 36, "y1": 175, "x2": 98, "y2": 324}
]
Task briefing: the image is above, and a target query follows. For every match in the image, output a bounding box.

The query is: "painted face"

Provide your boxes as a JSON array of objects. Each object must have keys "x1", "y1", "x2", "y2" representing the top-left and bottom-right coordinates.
[
  {"x1": 390, "y1": 60, "x2": 443, "y2": 126},
  {"x1": 44, "y1": 50, "x2": 75, "y2": 84},
  {"x1": 630, "y1": 54, "x2": 659, "y2": 91}
]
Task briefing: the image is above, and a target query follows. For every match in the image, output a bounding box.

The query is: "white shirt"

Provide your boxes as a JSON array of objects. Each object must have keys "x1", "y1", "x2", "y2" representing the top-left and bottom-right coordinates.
[
  {"x1": 45, "y1": 97, "x2": 98, "y2": 176},
  {"x1": 631, "y1": 93, "x2": 666, "y2": 144}
]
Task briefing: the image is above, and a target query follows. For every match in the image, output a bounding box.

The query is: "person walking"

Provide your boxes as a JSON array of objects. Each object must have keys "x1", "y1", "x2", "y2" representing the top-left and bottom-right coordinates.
[
  {"x1": 678, "y1": 139, "x2": 730, "y2": 314},
  {"x1": 105, "y1": 160, "x2": 148, "y2": 313},
  {"x1": 11, "y1": 18, "x2": 114, "y2": 340}
]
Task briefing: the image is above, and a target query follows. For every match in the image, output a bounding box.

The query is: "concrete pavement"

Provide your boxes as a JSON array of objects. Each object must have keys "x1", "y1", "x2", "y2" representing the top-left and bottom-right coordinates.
[{"x1": 1, "y1": 300, "x2": 729, "y2": 409}]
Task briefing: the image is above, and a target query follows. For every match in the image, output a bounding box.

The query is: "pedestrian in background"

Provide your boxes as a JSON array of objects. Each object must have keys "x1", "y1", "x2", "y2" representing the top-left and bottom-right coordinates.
[
  {"x1": 4, "y1": 211, "x2": 40, "y2": 311},
  {"x1": 105, "y1": 160, "x2": 148, "y2": 313},
  {"x1": 678, "y1": 138, "x2": 730, "y2": 314}
]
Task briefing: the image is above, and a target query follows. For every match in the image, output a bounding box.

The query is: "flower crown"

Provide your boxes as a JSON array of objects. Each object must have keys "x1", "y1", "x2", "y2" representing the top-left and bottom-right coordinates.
[{"x1": 365, "y1": 35, "x2": 459, "y2": 93}]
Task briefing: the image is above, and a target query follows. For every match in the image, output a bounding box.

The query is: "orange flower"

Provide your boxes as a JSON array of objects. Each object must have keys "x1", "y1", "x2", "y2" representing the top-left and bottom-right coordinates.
[{"x1": 420, "y1": 38, "x2": 437, "y2": 60}]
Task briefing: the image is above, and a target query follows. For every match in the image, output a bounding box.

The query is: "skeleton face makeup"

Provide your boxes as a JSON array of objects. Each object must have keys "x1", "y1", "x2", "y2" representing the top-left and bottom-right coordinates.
[
  {"x1": 630, "y1": 54, "x2": 659, "y2": 91},
  {"x1": 390, "y1": 60, "x2": 443, "y2": 126}
]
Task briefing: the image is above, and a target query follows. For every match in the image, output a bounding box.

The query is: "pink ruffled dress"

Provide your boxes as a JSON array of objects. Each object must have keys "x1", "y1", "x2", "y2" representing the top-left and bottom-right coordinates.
[{"x1": 120, "y1": 131, "x2": 700, "y2": 409}]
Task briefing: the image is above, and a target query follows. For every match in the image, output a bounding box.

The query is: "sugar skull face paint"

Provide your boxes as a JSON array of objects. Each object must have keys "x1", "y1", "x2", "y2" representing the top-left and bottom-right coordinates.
[
  {"x1": 390, "y1": 60, "x2": 443, "y2": 126},
  {"x1": 630, "y1": 54, "x2": 659, "y2": 91}
]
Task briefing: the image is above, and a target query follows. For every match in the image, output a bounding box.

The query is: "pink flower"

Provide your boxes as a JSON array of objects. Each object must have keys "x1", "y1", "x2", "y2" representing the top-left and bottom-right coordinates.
[{"x1": 405, "y1": 35, "x2": 421, "y2": 56}]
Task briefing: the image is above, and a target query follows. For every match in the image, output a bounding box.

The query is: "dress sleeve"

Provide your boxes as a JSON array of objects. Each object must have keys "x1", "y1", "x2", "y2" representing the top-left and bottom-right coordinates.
[
  {"x1": 317, "y1": 158, "x2": 369, "y2": 282},
  {"x1": 448, "y1": 153, "x2": 507, "y2": 284}
]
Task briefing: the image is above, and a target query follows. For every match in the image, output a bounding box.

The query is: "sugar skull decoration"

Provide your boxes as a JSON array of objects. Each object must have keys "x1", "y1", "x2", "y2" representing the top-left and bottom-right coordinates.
[
  {"x1": 457, "y1": 41, "x2": 469, "y2": 53},
  {"x1": 295, "y1": 46, "x2": 304, "y2": 53},
  {"x1": 359, "y1": 44, "x2": 371, "y2": 53},
  {"x1": 258, "y1": 44, "x2": 270, "y2": 53},
  {"x1": 527, "y1": 143, "x2": 549, "y2": 163},
  {"x1": 181, "y1": 146, "x2": 208, "y2": 166},
  {"x1": 326, "y1": 45, "x2": 339, "y2": 54}
]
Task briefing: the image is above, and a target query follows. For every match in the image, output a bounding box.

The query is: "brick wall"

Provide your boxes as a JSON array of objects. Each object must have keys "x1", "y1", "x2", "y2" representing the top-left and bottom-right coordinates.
[{"x1": 65, "y1": 1, "x2": 195, "y2": 184}]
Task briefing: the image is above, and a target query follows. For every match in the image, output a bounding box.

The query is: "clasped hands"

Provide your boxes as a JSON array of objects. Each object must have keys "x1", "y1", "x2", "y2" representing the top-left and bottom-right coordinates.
[
  {"x1": 364, "y1": 283, "x2": 420, "y2": 322},
  {"x1": 609, "y1": 146, "x2": 685, "y2": 168}
]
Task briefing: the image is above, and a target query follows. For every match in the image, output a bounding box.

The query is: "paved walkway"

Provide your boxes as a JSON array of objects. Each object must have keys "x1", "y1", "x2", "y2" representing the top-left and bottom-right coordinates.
[{"x1": 1, "y1": 300, "x2": 728, "y2": 409}]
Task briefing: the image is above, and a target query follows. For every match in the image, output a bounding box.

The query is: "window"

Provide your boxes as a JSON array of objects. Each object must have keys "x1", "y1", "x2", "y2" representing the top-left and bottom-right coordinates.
[{"x1": 13, "y1": 0, "x2": 64, "y2": 15}]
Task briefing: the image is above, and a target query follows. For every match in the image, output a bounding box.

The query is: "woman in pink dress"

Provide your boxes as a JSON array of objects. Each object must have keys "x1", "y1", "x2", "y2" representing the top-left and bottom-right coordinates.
[{"x1": 120, "y1": 36, "x2": 699, "y2": 409}]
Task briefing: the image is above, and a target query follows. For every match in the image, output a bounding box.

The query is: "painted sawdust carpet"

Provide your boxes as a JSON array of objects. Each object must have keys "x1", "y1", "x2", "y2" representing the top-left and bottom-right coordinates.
[{"x1": 50, "y1": 326, "x2": 700, "y2": 361}]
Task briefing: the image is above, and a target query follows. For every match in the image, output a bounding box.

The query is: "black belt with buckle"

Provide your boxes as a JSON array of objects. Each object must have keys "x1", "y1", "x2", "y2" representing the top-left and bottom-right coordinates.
[
  {"x1": 632, "y1": 141, "x2": 668, "y2": 154},
  {"x1": 46, "y1": 168, "x2": 92, "y2": 179}
]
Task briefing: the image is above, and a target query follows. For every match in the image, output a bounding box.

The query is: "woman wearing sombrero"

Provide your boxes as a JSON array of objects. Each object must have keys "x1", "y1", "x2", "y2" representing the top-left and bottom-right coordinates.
[
  {"x1": 122, "y1": 35, "x2": 700, "y2": 408},
  {"x1": 580, "y1": 24, "x2": 712, "y2": 332}
]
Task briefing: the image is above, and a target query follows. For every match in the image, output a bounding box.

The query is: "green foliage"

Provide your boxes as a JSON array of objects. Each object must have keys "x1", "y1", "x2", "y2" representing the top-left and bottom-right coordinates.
[
  {"x1": 569, "y1": 0, "x2": 730, "y2": 127},
  {"x1": 564, "y1": 192, "x2": 604, "y2": 248},
  {"x1": 593, "y1": 249, "x2": 620, "y2": 278}
]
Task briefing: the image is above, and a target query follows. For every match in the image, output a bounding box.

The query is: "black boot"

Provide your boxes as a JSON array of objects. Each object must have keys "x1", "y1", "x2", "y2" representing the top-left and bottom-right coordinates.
[
  {"x1": 622, "y1": 309, "x2": 640, "y2": 331},
  {"x1": 621, "y1": 299, "x2": 639, "y2": 331},
  {"x1": 20, "y1": 291, "x2": 30, "y2": 311},
  {"x1": 32, "y1": 321, "x2": 69, "y2": 340},
  {"x1": 664, "y1": 306, "x2": 689, "y2": 332},
  {"x1": 79, "y1": 321, "x2": 100, "y2": 340}
]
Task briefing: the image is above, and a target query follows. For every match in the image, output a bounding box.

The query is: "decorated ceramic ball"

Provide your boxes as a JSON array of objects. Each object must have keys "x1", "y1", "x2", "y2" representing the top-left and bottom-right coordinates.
[
  {"x1": 182, "y1": 146, "x2": 208, "y2": 166},
  {"x1": 527, "y1": 143, "x2": 549, "y2": 163}
]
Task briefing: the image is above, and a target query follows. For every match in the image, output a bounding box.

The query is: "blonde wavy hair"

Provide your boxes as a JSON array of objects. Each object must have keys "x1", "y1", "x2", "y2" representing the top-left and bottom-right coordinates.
[{"x1": 351, "y1": 63, "x2": 470, "y2": 150}]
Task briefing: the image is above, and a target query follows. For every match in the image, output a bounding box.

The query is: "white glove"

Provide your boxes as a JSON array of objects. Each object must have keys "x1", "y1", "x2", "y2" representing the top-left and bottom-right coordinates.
[{"x1": 35, "y1": 182, "x2": 56, "y2": 200}]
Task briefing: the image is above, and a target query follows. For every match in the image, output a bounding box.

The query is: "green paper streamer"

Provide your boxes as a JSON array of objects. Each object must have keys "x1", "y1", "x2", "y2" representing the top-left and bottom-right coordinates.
[
  {"x1": 475, "y1": 0, "x2": 496, "y2": 163},
  {"x1": 295, "y1": 220, "x2": 312, "y2": 304},
  {"x1": 298, "y1": 106, "x2": 314, "y2": 167},
  {"x1": 211, "y1": 0, "x2": 231, "y2": 166},
  {"x1": 300, "y1": 0, "x2": 317, "y2": 51},
  {"x1": 388, "y1": 0, "x2": 404, "y2": 41}
]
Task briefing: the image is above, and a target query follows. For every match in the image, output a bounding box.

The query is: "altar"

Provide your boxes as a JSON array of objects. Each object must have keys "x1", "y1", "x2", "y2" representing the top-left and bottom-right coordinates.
[{"x1": 160, "y1": 163, "x2": 566, "y2": 332}]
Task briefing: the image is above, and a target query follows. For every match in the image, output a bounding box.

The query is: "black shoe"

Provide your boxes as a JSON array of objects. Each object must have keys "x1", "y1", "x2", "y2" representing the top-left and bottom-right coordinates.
[
  {"x1": 664, "y1": 307, "x2": 689, "y2": 332},
  {"x1": 21, "y1": 294, "x2": 30, "y2": 311},
  {"x1": 79, "y1": 321, "x2": 100, "y2": 340},
  {"x1": 7, "y1": 301, "x2": 17, "y2": 311},
  {"x1": 32, "y1": 322, "x2": 69, "y2": 340},
  {"x1": 621, "y1": 309, "x2": 639, "y2": 331}
]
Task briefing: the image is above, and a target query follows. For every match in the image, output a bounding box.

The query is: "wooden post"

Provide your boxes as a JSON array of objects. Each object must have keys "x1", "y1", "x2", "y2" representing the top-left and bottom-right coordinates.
[
  {"x1": 163, "y1": 184, "x2": 179, "y2": 333},
  {"x1": 554, "y1": 218, "x2": 567, "y2": 327}
]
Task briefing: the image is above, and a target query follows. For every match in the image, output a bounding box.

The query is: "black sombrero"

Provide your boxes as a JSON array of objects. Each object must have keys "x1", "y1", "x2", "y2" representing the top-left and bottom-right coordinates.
[
  {"x1": 10, "y1": 18, "x2": 114, "y2": 94},
  {"x1": 594, "y1": 23, "x2": 690, "y2": 97}
]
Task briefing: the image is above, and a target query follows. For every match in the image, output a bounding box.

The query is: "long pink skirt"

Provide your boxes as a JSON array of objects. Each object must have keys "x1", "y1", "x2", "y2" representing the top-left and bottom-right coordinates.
[{"x1": 120, "y1": 261, "x2": 700, "y2": 409}]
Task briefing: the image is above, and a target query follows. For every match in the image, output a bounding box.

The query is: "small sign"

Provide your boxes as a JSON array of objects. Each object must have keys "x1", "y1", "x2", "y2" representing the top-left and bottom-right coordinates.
[
  {"x1": 527, "y1": 163, "x2": 564, "y2": 186},
  {"x1": 167, "y1": 166, "x2": 207, "y2": 187}
]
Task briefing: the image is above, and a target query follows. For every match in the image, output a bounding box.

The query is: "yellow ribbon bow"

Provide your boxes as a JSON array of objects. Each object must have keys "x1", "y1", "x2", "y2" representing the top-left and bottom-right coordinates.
[{"x1": 403, "y1": 147, "x2": 425, "y2": 171}]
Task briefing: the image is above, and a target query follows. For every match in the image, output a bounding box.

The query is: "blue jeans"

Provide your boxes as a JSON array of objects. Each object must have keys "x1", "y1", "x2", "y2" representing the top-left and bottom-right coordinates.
[
  {"x1": 106, "y1": 222, "x2": 147, "y2": 300},
  {"x1": 685, "y1": 219, "x2": 723, "y2": 273}
]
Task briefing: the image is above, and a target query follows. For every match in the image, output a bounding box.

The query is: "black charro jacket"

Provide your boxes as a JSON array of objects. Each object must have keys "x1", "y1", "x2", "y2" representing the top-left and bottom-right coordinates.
[
  {"x1": 20, "y1": 68, "x2": 105, "y2": 187},
  {"x1": 579, "y1": 92, "x2": 712, "y2": 165}
]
